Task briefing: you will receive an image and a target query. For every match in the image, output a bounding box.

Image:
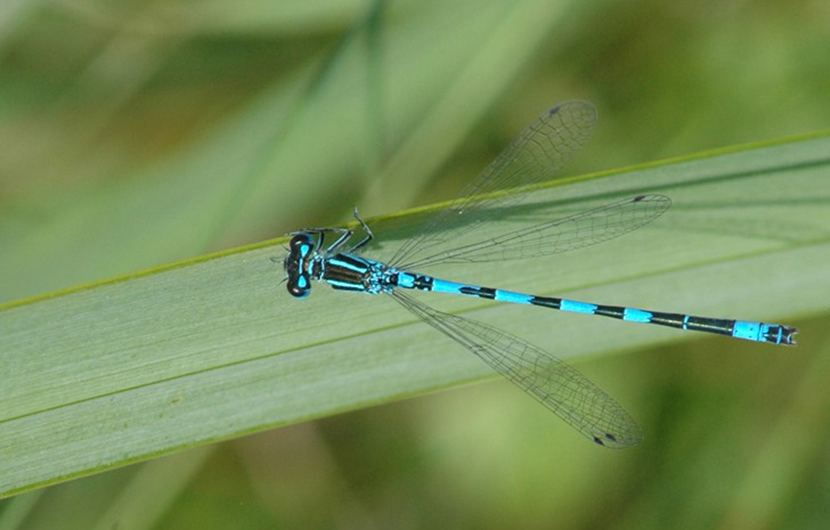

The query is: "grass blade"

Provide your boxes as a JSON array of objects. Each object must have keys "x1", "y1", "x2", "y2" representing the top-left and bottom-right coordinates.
[{"x1": 2, "y1": 133, "x2": 829, "y2": 497}]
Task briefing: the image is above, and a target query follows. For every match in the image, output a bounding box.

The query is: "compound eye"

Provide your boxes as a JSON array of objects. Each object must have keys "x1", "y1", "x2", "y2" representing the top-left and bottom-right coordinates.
[
  {"x1": 290, "y1": 233, "x2": 312, "y2": 250},
  {"x1": 287, "y1": 276, "x2": 310, "y2": 298}
]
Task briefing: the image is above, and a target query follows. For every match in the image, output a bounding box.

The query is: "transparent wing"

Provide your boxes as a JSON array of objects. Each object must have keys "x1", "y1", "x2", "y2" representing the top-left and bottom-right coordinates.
[
  {"x1": 399, "y1": 194, "x2": 671, "y2": 270},
  {"x1": 388, "y1": 101, "x2": 597, "y2": 269},
  {"x1": 388, "y1": 290, "x2": 643, "y2": 448}
]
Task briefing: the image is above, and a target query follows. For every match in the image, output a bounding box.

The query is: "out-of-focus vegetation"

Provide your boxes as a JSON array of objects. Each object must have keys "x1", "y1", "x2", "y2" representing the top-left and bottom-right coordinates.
[{"x1": 1, "y1": 0, "x2": 828, "y2": 528}]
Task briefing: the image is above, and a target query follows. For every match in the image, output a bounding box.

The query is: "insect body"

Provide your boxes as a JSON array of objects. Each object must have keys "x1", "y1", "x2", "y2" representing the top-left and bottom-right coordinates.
[{"x1": 283, "y1": 102, "x2": 797, "y2": 448}]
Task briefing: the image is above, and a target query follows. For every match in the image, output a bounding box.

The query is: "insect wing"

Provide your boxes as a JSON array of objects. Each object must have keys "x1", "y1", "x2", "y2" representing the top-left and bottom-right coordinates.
[
  {"x1": 399, "y1": 194, "x2": 671, "y2": 270},
  {"x1": 389, "y1": 101, "x2": 597, "y2": 269},
  {"x1": 388, "y1": 290, "x2": 643, "y2": 448}
]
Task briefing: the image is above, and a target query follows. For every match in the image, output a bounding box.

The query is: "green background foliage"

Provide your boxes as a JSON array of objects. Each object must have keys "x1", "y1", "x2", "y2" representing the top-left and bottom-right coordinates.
[{"x1": 1, "y1": 0, "x2": 828, "y2": 528}]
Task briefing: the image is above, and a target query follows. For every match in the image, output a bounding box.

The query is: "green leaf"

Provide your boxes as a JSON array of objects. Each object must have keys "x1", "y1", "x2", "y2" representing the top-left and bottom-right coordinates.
[{"x1": 2, "y1": 133, "x2": 830, "y2": 497}]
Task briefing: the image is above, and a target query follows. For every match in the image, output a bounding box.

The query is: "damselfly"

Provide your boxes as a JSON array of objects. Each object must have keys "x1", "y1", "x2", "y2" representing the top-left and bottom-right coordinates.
[{"x1": 282, "y1": 101, "x2": 797, "y2": 448}]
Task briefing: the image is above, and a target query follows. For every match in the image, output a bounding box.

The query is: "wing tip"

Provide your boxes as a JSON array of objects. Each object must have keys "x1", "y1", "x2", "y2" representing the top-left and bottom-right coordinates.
[
  {"x1": 548, "y1": 100, "x2": 598, "y2": 120},
  {"x1": 592, "y1": 430, "x2": 644, "y2": 449}
]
